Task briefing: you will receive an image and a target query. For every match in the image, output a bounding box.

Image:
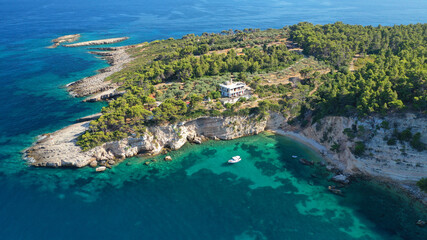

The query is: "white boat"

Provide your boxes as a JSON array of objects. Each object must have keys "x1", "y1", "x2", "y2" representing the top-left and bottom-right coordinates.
[
  {"x1": 228, "y1": 156, "x2": 242, "y2": 163},
  {"x1": 292, "y1": 155, "x2": 298, "y2": 158}
]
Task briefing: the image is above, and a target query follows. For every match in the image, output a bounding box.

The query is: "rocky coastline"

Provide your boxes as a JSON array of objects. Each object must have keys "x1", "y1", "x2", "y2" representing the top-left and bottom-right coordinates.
[
  {"x1": 23, "y1": 110, "x2": 427, "y2": 204},
  {"x1": 66, "y1": 45, "x2": 138, "y2": 99}
]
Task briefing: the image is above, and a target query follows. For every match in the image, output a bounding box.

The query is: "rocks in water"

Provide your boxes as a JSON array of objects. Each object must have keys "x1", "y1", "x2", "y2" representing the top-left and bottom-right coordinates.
[
  {"x1": 94, "y1": 148, "x2": 115, "y2": 161},
  {"x1": 47, "y1": 34, "x2": 81, "y2": 48},
  {"x1": 326, "y1": 165, "x2": 334, "y2": 171},
  {"x1": 299, "y1": 158, "x2": 314, "y2": 166},
  {"x1": 144, "y1": 161, "x2": 151, "y2": 166},
  {"x1": 89, "y1": 160, "x2": 98, "y2": 168},
  {"x1": 187, "y1": 134, "x2": 203, "y2": 144},
  {"x1": 126, "y1": 162, "x2": 132, "y2": 166},
  {"x1": 165, "y1": 156, "x2": 172, "y2": 161},
  {"x1": 328, "y1": 186, "x2": 343, "y2": 196},
  {"x1": 331, "y1": 174, "x2": 350, "y2": 184},
  {"x1": 416, "y1": 220, "x2": 426, "y2": 227},
  {"x1": 95, "y1": 166, "x2": 106, "y2": 172},
  {"x1": 193, "y1": 137, "x2": 202, "y2": 144},
  {"x1": 108, "y1": 160, "x2": 115, "y2": 165}
]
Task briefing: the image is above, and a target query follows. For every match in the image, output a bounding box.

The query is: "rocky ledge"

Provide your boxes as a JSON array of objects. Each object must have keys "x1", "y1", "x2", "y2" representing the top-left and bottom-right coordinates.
[
  {"x1": 62, "y1": 37, "x2": 129, "y2": 47},
  {"x1": 47, "y1": 34, "x2": 81, "y2": 48},
  {"x1": 24, "y1": 121, "x2": 94, "y2": 167}
]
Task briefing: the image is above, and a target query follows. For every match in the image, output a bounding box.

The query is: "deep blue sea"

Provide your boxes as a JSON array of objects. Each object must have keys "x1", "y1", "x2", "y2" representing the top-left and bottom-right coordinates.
[{"x1": 1, "y1": 0, "x2": 426, "y2": 239}]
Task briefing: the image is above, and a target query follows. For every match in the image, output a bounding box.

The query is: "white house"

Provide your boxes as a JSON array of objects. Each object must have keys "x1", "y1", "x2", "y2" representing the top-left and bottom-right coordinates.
[{"x1": 219, "y1": 79, "x2": 247, "y2": 98}]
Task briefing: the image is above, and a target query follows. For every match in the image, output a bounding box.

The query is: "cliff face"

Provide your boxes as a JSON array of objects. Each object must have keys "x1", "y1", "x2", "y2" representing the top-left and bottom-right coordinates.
[
  {"x1": 24, "y1": 115, "x2": 268, "y2": 167},
  {"x1": 291, "y1": 114, "x2": 427, "y2": 182},
  {"x1": 92, "y1": 115, "x2": 268, "y2": 161}
]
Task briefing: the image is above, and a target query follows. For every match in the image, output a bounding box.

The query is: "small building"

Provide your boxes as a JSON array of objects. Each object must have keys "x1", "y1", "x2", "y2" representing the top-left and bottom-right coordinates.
[{"x1": 219, "y1": 79, "x2": 247, "y2": 98}]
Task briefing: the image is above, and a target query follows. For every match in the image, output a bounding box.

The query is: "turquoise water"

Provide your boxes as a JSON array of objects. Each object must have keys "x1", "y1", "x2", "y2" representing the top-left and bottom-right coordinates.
[{"x1": 1, "y1": 0, "x2": 427, "y2": 239}]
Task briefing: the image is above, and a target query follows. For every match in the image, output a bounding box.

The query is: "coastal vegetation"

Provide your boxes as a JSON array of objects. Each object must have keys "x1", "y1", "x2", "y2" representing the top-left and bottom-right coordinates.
[
  {"x1": 77, "y1": 23, "x2": 426, "y2": 152},
  {"x1": 291, "y1": 22, "x2": 426, "y2": 120},
  {"x1": 417, "y1": 178, "x2": 427, "y2": 193}
]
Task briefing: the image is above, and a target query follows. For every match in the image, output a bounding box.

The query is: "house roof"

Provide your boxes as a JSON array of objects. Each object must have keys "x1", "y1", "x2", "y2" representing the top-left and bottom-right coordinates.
[{"x1": 219, "y1": 81, "x2": 246, "y2": 89}]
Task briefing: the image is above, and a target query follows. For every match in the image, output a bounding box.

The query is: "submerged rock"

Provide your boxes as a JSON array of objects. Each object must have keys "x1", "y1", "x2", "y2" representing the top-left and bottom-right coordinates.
[
  {"x1": 165, "y1": 156, "x2": 172, "y2": 161},
  {"x1": 299, "y1": 158, "x2": 314, "y2": 166},
  {"x1": 328, "y1": 186, "x2": 343, "y2": 196}
]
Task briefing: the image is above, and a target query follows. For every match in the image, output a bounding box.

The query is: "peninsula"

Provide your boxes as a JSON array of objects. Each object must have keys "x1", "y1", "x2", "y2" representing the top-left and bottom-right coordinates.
[{"x1": 25, "y1": 23, "x2": 427, "y2": 204}]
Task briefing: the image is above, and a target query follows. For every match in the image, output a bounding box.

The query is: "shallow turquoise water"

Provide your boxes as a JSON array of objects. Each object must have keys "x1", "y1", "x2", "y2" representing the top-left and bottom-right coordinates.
[
  {"x1": 1, "y1": 0, "x2": 427, "y2": 239},
  {"x1": 1, "y1": 133, "x2": 426, "y2": 239}
]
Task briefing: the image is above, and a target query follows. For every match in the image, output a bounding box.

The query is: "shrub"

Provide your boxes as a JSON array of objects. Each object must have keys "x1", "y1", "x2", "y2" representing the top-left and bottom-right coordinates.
[
  {"x1": 331, "y1": 142, "x2": 341, "y2": 153},
  {"x1": 353, "y1": 141, "x2": 366, "y2": 156},
  {"x1": 398, "y1": 128, "x2": 412, "y2": 142},
  {"x1": 387, "y1": 138, "x2": 397, "y2": 145},
  {"x1": 380, "y1": 120, "x2": 390, "y2": 129},
  {"x1": 410, "y1": 132, "x2": 426, "y2": 151},
  {"x1": 417, "y1": 178, "x2": 427, "y2": 193},
  {"x1": 343, "y1": 128, "x2": 355, "y2": 140}
]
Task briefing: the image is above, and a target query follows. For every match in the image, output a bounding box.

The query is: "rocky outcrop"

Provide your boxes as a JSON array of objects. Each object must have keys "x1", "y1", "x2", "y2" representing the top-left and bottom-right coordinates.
[
  {"x1": 62, "y1": 37, "x2": 129, "y2": 47},
  {"x1": 331, "y1": 174, "x2": 350, "y2": 184},
  {"x1": 83, "y1": 89, "x2": 125, "y2": 102},
  {"x1": 47, "y1": 34, "x2": 80, "y2": 48},
  {"x1": 76, "y1": 113, "x2": 102, "y2": 122}
]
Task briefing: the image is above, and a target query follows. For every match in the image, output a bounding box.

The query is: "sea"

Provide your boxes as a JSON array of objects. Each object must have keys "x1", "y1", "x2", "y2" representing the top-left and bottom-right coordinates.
[{"x1": 0, "y1": 0, "x2": 426, "y2": 239}]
